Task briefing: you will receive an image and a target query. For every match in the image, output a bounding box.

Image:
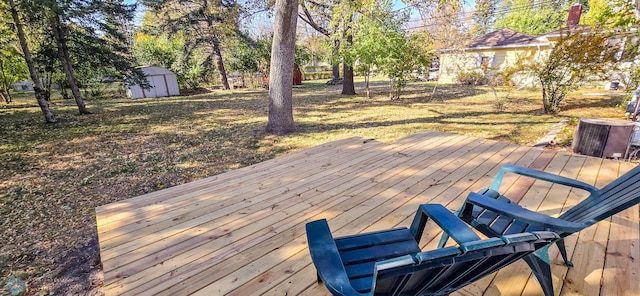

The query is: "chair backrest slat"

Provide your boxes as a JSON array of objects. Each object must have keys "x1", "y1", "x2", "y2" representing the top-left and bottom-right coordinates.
[
  {"x1": 372, "y1": 232, "x2": 556, "y2": 295},
  {"x1": 561, "y1": 164, "x2": 640, "y2": 224}
]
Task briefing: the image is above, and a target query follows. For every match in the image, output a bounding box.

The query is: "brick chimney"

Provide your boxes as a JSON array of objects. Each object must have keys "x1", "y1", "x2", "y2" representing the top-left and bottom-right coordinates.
[{"x1": 567, "y1": 3, "x2": 583, "y2": 27}]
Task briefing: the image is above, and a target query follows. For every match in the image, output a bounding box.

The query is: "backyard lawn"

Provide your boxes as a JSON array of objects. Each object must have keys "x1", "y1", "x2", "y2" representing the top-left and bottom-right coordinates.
[{"x1": 0, "y1": 78, "x2": 627, "y2": 294}]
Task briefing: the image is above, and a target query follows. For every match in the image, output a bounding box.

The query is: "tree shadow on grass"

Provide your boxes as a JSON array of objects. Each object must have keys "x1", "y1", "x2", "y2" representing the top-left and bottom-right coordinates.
[{"x1": 560, "y1": 96, "x2": 624, "y2": 111}]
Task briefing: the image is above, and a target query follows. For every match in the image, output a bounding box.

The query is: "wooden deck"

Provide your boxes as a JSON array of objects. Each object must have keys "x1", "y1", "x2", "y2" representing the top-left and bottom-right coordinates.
[{"x1": 96, "y1": 131, "x2": 640, "y2": 296}]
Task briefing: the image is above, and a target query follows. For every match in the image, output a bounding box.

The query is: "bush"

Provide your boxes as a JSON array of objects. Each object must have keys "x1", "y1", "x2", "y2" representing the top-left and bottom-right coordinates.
[
  {"x1": 457, "y1": 71, "x2": 489, "y2": 85},
  {"x1": 303, "y1": 71, "x2": 334, "y2": 81},
  {"x1": 303, "y1": 65, "x2": 333, "y2": 73}
]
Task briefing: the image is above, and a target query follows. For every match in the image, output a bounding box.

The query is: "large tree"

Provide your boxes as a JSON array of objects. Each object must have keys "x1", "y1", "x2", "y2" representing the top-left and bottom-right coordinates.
[
  {"x1": 350, "y1": 0, "x2": 430, "y2": 99},
  {"x1": 531, "y1": 29, "x2": 620, "y2": 113},
  {"x1": 299, "y1": 0, "x2": 341, "y2": 79},
  {"x1": 266, "y1": 0, "x2": 298, "y2": 134},
  {"x1": 143, "y1": 0, "x2": 241, "y2": 90},
  {"x1": 331, "y1": 0, "x2": 360, "y2": 95},
  {"x1": 7, "y1": 0, "x2": 56, "y2": 122},
  {"x1": 0, "y1": 10, "x2": 28, "y2": 104},
  {"x1": 18, "y1": 0, "x2": 138, "y2": 114},
  {"x1": 48, "y1": 9, "x2": 89, "y2": 114}
]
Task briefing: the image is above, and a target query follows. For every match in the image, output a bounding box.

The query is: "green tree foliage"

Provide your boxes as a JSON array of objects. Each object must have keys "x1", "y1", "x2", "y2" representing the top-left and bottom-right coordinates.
[
  {"x1": 471, "y1": 0, "x2": 498, "y2": 36},
  {"x1": 133, "y1": 12, "x2": 211, "y2": 89},
  {"x1": 347, "y1": 0, "x2": 431, "y2": 99},
  {"x1": 494, "y1": 0, "x2": 568, "y2": 35},
  {"x1": 143, "y1": 0, "x2": 242, "y2": 90},
  {"x1": 5, "y1": 0, "x2": 56, "y2": 122},
  {"x1": 0, "y1": 12, "x2": 28, "y2": 103},
  {"x1": 382, "y1": 33, "x2": 431, "y2": 100},
  {"x1": 583, "y1": 0, "x2": 639, "y2": 28},
  {"x1": 17, "y1": 0, "x2": 139, "y2": 114},
  {"x1": 582, "y1": 0, "x2": 613, "y2": 26},
  {"x1": 133, "y1": 33, "x2": 182, "y2": 69},
  {"x1": 299, "y1": 0, "x2": 341, "y2": 79},
  {"x1": 530, "y1": 29, "x2": 620, "y2": 113}
]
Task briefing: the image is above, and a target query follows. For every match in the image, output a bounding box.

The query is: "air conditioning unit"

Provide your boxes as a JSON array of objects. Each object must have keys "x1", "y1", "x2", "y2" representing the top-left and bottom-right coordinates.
[{"x1": 572, "y1": 118, "x2": 635, "y2": 158}]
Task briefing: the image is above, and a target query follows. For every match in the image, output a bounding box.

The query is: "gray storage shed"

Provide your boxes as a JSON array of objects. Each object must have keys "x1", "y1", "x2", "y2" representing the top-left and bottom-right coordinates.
[{"x1": 127, "y1": 66, "x2": 180, "y2": 99}]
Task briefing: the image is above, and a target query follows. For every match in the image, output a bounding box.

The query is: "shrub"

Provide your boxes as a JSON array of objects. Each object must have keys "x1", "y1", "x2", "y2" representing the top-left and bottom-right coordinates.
[
  {"x1": 303, "y1": 71, "x2": 334, "y2": 81},
  {"x1": 457, "y1": 71, "x2": 488, "y2": 85}
]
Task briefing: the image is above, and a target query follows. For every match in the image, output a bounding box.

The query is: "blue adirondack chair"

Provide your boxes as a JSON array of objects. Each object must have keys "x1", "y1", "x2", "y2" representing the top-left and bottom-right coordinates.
[
  {"x1": 448, "y1": 164, "x2": 640, "y2": 296},
  {"x1": 306, "y1": 204, "x2": 560, "y2": 296}
]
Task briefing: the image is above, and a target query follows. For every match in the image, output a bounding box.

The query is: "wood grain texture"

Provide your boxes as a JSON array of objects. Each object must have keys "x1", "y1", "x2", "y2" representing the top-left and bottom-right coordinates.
[{"x1": 96, "y1": 131, "x2": 640, "y2": 296}]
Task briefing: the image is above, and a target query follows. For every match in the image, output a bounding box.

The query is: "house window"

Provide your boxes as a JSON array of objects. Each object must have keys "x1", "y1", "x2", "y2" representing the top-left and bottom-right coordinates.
[{"x1": 480, "y1": 56, "x2": 491, "y2": 66}]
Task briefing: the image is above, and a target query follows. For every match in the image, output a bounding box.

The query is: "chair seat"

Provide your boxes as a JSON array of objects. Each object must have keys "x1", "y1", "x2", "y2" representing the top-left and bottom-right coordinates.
[
  {"x1": 306, "y1": 204, "x2": 559, "y2": 296},
  {"x1": 334, "y1": 228, "x2": 421, "y2": 293},
  {"x1": 472, "y1": 188, "x2": 538, "y2": 235}
]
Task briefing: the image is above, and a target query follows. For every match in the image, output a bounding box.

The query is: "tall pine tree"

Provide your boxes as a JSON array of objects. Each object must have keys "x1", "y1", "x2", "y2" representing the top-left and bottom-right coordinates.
[
  {"x1": 143, "y1": 0, "x2": 242, "y2": 90},
  {"x1": 6, "y1": 0, "x2": 56, "y2": 122},
  {"x1": 20, "y1": 0, "x2": 138, "y2": 114}
]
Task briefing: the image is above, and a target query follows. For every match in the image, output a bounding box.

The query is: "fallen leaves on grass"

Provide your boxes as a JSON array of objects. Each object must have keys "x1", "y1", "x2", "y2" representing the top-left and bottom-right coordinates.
[{"x1": 0, "y1": 81, "x2": 624, "y2": 295}]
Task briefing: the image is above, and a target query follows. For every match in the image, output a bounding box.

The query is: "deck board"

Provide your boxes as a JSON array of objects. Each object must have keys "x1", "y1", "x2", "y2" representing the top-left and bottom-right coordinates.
[{"x1": 96, "y1": 131, "x2": 640, "y2": 296}]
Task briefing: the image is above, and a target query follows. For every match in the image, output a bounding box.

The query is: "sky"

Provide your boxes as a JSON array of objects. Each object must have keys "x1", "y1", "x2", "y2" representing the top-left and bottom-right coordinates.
[
  {"x1": 124, "y1": 0, "x2": 146, "y2": 26},
  {"x1": 123, "y1": 0, "x2": 465, "y2": 33}
]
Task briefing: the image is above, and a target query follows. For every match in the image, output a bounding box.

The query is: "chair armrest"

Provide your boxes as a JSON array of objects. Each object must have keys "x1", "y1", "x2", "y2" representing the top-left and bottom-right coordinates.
[
  {"x1": 489, "y1": 164, "x2": 599, "y2": 195},
  {"x1": 305, "y1": 219, "x2": 367, "y2": 296},
  {"x1": 410, "y1": 204, "x2": 481, "y2": 244},
  {"x1": 466, "y1": 192, "x2": 586, "y2": 233}
]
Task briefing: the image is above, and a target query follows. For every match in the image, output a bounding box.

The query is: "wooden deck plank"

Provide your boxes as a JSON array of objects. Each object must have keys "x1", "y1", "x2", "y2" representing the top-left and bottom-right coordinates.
[
  {"x1": 95, "y1": 136, "x2": 366, "y2": 216},
  {"x1": 242, "y1": 137, "x2": 498, "y2": 295},
  {"x1": 184, "y1": 135, "x2": 481, "y2": 295},
  {"x1": 104, "y1": 133, "x2": 465, "y2": 295},
  {"x1": 99, "y1": 138, "x2": 389, "y2": 250},
  {"x1": 154, "y1": 135, "x2": 476, "y2": 293},
  {"x1": 452, "y1": 147, "x2": 555, "y2": 295},
  {"x1": 101, "y1": 136, "x2": 420, "y2": 292},
  {"x1": 484, "y1": 152, "x2": 575, "y2": 296},
  {"x1": 97, "y1": 137, "x2": 384, "y2": 233},
  {"x1": 95, "y1": 131, "x2": 640, "y2": 296},
  {"x1": 558, "y1": 157, "x2": 604, "y2": 296},
  {"x1": 548, "y1": 158, "x2": 619, "y2": 296},
  {"x1": 600, "y1": 161, "x2": 640, "y2": 296}
]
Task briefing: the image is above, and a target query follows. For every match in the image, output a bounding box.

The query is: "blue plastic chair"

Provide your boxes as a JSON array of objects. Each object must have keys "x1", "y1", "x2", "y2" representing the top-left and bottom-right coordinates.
[
  {"x1": 306, "y1": 204, "x2": 559, "y2": 296},
  {"x1": 449, "y1": 164, "x2": 640, "y2": 296}
]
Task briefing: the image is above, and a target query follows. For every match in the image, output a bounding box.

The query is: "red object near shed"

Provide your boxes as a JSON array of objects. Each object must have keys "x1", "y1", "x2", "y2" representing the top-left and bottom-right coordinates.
[{"x1": 293, "y1": 66, "x2": 303, "y2": 85}]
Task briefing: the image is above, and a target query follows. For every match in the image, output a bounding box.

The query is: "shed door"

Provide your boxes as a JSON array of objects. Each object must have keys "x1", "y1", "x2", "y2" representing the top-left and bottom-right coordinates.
[{"x1": 152, "y1": 75, "x2": 169, "y2": 97}]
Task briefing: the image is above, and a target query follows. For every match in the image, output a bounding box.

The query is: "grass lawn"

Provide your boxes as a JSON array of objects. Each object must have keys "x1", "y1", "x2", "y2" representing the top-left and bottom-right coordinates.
[{"x1": 0, "y1": 78, "x2": 627, "y2": 294}]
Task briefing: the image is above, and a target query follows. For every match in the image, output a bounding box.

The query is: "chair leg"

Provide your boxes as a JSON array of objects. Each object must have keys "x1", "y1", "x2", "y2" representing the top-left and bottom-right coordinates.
[
  {"x1": 523, "y1": 248, "x2": 555, "y2": 296},
  {"x1": 556, "y1": 239, "x2": 574, "y2": 267}
]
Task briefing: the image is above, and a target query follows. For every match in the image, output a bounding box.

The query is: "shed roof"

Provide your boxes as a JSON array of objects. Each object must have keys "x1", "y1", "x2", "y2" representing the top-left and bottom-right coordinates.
[{"x1": 138, "y1": 66, "x2": 176, "y2": 76}]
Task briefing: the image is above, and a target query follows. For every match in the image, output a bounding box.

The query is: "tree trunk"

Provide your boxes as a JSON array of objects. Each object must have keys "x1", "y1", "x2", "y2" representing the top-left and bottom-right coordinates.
[
  {"x1": 9, "y1": 0, "x2": 56, "y2": 123},
  {"x1": 212, "y1": 39, "x2": 230, "y2": 90},
  {"x1": 364, "y1": 65, "x2": 370, "y2": 99},
  {"x1": 341, "y1": 20, "x2": 356, "y2": 95},
  {"x1": 332, "y1": 39, "x2": 340, "y2": 79},
  {"x1": 0, "y1": 59, "x2": 12, "y2": 103},
  {"x1": 266, "y1": 0, "x2": 297, "y2": 135},
  {"x1": 342, "y1": 63, "x2": 356, "y2": 95},
  {"x1": 51, "y1": 17, "x2": 90, "y2": 114}
]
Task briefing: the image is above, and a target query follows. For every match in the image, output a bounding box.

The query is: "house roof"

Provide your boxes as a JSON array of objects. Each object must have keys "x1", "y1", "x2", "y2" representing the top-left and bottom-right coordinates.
[
  {"x1": 466, "y1": 28, "x2": 546, "y2": 49},
  {"x1": 541, "y1": 25, "x2": 639, "y2": 39},
  {"x1": 541, "y1": 25, "x2": 592, "y2": 38}
]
